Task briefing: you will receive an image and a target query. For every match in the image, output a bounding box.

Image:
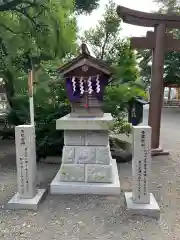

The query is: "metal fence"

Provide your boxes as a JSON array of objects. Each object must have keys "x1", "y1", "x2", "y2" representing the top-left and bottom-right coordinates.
[{"x1": 164, "y1": 99, "x2": 180, "y2": 107}]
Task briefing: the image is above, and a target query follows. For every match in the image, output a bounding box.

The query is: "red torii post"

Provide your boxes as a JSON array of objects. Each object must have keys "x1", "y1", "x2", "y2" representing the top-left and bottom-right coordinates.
[{"x1": 117, "y1": 6, "x2": 180, "y2": 155}]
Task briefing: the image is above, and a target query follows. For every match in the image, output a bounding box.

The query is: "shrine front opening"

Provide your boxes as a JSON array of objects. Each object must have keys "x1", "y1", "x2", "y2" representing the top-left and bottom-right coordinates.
[{"x1": 117, "y1": 6, "x2": 180, "y2": 155}]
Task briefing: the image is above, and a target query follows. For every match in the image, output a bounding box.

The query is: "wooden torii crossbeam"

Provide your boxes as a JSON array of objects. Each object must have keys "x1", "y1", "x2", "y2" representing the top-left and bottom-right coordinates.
[
  {"x1": 117, "y1": 6, "x2": 180, "y2": 155},
  {"x1": 131, "y1": 31, "x2": 180, "y2": 51}
]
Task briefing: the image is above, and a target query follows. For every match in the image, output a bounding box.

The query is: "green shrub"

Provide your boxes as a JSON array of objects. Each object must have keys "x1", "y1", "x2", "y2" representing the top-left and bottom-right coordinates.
[
  {"x1": 103, "y1": 84, "x2": 145, "y2": 135},
  {"x1": 35, "y1": 103, "x2": 70, "y2": 160}
]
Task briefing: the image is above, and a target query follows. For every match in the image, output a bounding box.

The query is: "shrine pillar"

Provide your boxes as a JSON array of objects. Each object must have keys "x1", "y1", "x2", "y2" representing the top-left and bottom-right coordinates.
[
  {"x1": 168, "y1": 87, "x2": 171, "y2": 100},
  {"x1": 148, "y1": 24, "x2": 166, "y2": 149},
  {"x1": 177, "y1": 87, "x2": 180, "y2": 99}
]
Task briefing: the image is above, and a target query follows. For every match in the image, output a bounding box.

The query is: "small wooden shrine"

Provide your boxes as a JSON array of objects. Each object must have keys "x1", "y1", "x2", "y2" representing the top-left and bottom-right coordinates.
[
  {"x1": 58, "y1": 44, "x2": 112, "y2": 117},
  {"x1": 51, "y1": 44, "x2": 120, "y2": 196}
]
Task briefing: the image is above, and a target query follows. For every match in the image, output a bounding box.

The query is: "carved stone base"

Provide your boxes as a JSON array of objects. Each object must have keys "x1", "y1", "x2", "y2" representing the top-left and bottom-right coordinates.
[
  {"x1": 59, "y1": 162, "x2": 113, "y2": 183},
  {"x1": 60, "y1": 144, "x2": 113, "y2": 183},
  {"x1": 50, "y1": 159, "x2": 120, "y2": 195},
  {"x1": 53, "y1": 113, "x2": 119, "y2": 193}
]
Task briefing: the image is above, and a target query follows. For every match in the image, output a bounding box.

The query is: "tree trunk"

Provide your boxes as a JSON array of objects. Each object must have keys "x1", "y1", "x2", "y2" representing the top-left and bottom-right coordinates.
[
  {"x1": 100, "y1": 32, "x2": 109, "y2": 60},
  {"x1": 3, "y1": 70, "x2": 15, "y2": 108}
]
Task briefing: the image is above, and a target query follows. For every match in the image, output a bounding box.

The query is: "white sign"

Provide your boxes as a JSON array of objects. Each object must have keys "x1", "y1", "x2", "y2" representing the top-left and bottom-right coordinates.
[
  {"x1": 132, "y1": 126, "x2": 151, "y2": 204},
  {"x1": 15, "y1": 125, "x2": 37, "y2": 199}
]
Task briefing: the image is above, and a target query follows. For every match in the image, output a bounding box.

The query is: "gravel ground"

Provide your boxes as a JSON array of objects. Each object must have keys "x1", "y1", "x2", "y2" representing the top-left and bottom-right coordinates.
[{"x1": 0, "y1": 107, "x2": 180, "y2": 240}]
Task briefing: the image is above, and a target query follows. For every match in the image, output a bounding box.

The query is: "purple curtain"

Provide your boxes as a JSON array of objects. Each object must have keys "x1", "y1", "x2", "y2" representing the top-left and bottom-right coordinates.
[{"x1": 66, "y1": 77, "x2": 108, "y2": 102}]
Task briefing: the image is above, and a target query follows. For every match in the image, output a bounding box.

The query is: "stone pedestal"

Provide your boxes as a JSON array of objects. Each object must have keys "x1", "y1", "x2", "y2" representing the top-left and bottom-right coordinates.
[
  {"x1": 124, "y1": 126, "x2": 160, "y2": 219},
  {"x1": 50, "y1": 113, "x2": 120, "y2": 195},
  {"x1": 7, "y1": 125, "x2": 46, "y2": 210}
]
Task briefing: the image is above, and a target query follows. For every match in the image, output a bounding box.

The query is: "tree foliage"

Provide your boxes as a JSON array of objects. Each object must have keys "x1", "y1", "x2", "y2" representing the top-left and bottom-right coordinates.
[
  {"x1": 4, "y1": 59, "x2": 70, "y2": 155},
  {"x1": 154, "y1": 0, "x2": 180, "y2": 13},
  {"x1": 75, "y1": 0, "x2": 100, "y2": 13},
  {"x1": 136, "y1": 50, "x2": 151, "y2": 87},
  {"x1": 82, "y1": 0, "x2": 121, "y2": 60},
  {"x1": 0, "y1": 0, "x2": 77, "y2": 107},
  {"x1": 0, "y1": 0, "x2": 77, "y2": 70},
  {"x1": 138, "y1": 0, "x2": 180, "y2": 86},
  {"x1": 111, "y1": 40, "x2": 140, "y2": 84},
  {"x1": 158, "y1": 0, "x2": 180, "y2": 86},
  {"x1": 82, "y1": 0, "x2": 140, "y2": 84}
]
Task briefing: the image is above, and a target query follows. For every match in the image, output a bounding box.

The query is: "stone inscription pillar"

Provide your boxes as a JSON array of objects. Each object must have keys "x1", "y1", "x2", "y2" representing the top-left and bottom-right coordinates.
[
  {"x1": 132, "y1": 126, "x2": 151, "y2": 204},
  {"x1": 7, "y1": 125, "x2": 46, "y2": 210},
  {"x1": 124, "y1": 126, "x2": 160, "y2": 219},
  {"x1": 15, "y1": 125, "x2": 37, "y2": 198}
]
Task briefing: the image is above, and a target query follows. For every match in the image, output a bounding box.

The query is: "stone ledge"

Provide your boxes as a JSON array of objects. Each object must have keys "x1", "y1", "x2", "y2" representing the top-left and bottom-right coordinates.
[{"x1": 56, "y1": 113, "x2": 113, "y2": 130}]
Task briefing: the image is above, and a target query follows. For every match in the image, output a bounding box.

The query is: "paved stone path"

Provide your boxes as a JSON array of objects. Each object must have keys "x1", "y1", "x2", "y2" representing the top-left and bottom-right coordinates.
[{"x1": 0, "y1": 107, "x2": 179, "y2": 240}]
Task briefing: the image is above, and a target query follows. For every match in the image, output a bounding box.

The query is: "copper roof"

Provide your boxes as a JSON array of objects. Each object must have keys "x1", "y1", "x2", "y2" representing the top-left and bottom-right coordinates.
[{"x1": 57, "y1": 44, "x2": 112, "y2": 75}]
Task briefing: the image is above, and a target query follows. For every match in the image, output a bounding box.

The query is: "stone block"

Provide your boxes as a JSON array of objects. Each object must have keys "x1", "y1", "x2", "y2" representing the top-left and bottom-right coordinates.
[
  {"x1": 96, "y1": 146, "x2": 111, "y2": 164},
  {"x1": 75, "y1": 147, "x2": 96, "y2": 164},
  {"x1": 85, "y1": 131, "x2": 109, "y2": 146},
  {"x1": 59, "y1": 164, "x2": 85, "y2": 182},
  {"x1": 64, "y1": 130, "x2": 85, "y2": 146},
  {"x1": 86, "y1": 164, "x2": 112, "y2": 183},
  {"x1": 62, "y1": 146, "x2": 75, "y2": 164}
]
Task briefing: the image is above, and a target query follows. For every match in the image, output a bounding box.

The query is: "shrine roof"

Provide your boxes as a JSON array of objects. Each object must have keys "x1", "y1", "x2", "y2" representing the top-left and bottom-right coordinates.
[
  {"x1": 57, "y1": 44, "x2": 112, "y2": 76},
  {"x1": 117, "y1": 5, "x2": 180, "y2": 28}
]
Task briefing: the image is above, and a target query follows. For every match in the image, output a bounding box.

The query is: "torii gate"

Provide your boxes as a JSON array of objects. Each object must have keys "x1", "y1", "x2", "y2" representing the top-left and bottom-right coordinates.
[{"x1": 117, "y1": 6, "x2": 180, "y2": 155}]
